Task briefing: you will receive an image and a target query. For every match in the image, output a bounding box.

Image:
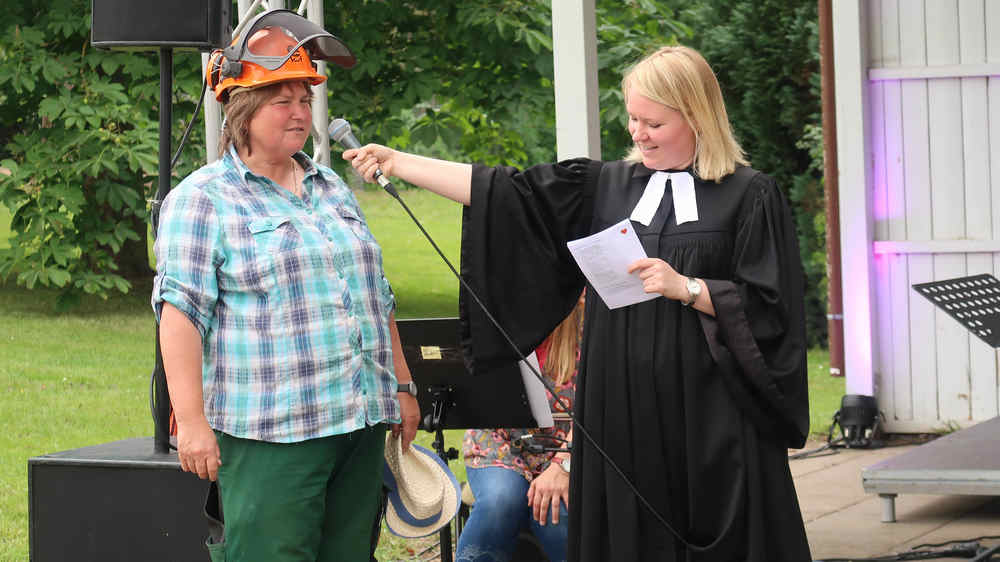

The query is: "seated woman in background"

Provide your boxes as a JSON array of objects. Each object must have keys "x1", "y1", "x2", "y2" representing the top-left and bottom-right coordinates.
[{"x1": 456, "y1": 292, "x2": 584, "y2": 562}]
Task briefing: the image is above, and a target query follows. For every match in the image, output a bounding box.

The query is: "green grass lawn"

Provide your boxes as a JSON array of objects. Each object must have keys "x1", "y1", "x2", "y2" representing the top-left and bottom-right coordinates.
[
  {"x1": 356, "y1": 188, "x2": 463, "y2": 319},
  {"x1": 0, "y1": 190, "x2": 843, "y2": 561}
]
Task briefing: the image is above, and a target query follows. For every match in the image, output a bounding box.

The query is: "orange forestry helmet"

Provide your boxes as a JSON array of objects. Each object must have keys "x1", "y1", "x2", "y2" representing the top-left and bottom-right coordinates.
[{"x1": 206, "y1": 9, "x2": 355, "y2": 102}]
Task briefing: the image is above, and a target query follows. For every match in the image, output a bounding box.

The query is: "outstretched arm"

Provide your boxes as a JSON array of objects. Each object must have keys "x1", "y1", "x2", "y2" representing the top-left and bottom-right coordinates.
[{"x1": 343, "y1": 144, "x2": 473, "y2": 205}]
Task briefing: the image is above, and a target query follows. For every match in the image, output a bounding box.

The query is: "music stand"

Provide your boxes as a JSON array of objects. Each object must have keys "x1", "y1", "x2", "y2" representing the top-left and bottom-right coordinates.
[
  {"x1": 913, "y1": 273, "x2": 1000, "y2": 348},
  {"x1": 395, "y1": 317, "x2": 545, "y2": 562}
]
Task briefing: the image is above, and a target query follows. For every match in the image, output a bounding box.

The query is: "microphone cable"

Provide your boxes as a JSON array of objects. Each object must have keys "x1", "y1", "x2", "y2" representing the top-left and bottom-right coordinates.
[
  {"x1": 512, "y1": 434, "x2": 570, "y2": 455},
  {"x1": 356, "y1": 140, "x2": 720, "y2": 553}
]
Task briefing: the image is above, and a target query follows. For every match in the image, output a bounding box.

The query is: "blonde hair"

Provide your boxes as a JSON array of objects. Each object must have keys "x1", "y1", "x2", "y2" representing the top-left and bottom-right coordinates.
[
  {"x1": 543, "y1": 295, "x2": 585, "y2": 387},
  {"x1": 622, "y1": 46, "x2": 748, "y2": 181},
  {"x1": 219, "y1": 80, "x2": 313, "y2": 157}
]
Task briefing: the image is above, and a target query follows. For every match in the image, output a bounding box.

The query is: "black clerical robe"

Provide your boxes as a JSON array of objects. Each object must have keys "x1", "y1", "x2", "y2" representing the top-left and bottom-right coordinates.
[{"x1": 458, "y1": 159, "x2": 812, "y2": 561}]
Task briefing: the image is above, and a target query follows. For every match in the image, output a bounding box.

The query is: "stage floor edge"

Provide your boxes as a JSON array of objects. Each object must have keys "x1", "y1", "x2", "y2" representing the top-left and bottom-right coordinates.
[{"x1": 861, "y1": 416, "x2": 1000, "y2": 522}]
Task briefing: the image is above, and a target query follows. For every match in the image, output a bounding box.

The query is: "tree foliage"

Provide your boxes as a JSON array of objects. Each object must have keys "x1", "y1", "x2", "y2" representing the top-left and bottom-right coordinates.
[
  {"x1": 0, "y1": 0, "x2": 687, "y2": 307},
  {"x1": 322, "y1": 0, "x2": 690, "y2": 176},
  {"x1": 1, "y1": 1, "x2": 827, "y2": 345},
  {"x1": 0, "y1": 0, "x2": 205, "y2": 308},
  {"x1": 675, "y1": 0, "x2": 827, "y2": 347}
]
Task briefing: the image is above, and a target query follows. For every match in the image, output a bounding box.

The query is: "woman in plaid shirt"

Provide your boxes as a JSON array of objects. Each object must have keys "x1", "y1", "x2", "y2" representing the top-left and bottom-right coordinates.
[{"x1": 152, "y1": 18, "x2": 418, "y2": 562}]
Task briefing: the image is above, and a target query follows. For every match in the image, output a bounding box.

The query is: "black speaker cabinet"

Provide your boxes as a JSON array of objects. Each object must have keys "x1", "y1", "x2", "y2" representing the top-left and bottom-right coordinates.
[
  {"x1": 91, "y1": 0, "x2": 230, "y2": 51},
  {"x1": 28, "y1": 437, "x2": 211, "y2": 562}
]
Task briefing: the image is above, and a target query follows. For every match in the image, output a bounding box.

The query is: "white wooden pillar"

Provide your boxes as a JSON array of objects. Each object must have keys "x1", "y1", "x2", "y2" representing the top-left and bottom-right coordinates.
[
  {"x1": 202, "y1": 53, "x2": 222, "y2": 163},
  {"x1": 307, "y1": 0, "x2": 330, "y2": 166},
  {"x1": 832, "y1": 0, "x2": 876, "y2": 396},
  {"x1": 202, "y1": 0, "x2": 261, "y2": 162},
  {"x1": 551, "y1": 0, "x2": 600, "y2": 160}
]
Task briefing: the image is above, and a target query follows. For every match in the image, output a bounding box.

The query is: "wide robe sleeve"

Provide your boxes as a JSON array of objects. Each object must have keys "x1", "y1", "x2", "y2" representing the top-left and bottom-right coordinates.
[
  {"x1": 699, "y1": 171, "x2": 810, "y2": 448},
  {"x1": 460, "y1": 158, "x2": 603, "y2": 375}
]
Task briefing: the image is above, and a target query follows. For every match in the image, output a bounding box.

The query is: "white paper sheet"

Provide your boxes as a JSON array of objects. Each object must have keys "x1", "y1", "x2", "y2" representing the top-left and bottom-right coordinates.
[
  {"x1": 518, "y1": 352, "x2": 554, "y2": 428},
  {"x1": 566, "y1": 218, "x2": 659, "y2": 309}
]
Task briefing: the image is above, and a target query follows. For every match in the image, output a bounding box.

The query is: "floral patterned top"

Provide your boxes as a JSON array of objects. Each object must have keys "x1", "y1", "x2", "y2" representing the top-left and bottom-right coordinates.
[{"x1": 462, "y1": 337, "x2": 577, "y2": 482}]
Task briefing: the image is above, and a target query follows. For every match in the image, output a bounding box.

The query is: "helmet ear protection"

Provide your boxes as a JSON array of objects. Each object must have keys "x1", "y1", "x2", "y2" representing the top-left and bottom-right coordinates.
[
  {"x1": 205, "y1": 9, "x2": 355, "y2": 102},
  {"x1": 219, "y1": 53, "x2": 243, "y2": 81},
  {"x1": 205, "y1": 49, "x2": 237, "y2": 102}
]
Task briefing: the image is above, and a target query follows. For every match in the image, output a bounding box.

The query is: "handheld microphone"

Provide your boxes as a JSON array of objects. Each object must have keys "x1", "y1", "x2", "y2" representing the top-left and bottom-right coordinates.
[{"x1": 328, "y1": 118, "x2": 398, "y2": 198}]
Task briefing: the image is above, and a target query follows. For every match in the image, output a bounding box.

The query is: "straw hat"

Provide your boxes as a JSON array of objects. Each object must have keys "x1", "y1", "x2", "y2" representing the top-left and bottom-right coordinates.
[{"x1": 382, "y1": 432, "x2": 461, "y2": 538}]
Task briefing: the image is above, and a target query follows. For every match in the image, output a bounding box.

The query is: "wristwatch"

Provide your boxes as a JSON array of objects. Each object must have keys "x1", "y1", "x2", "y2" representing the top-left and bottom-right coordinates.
[
  {"x1": 682, "y1": 277, "x2": 701, "y2": 306},
  {"x1": 396, "y1": 381, "x2": 417, "y2": 397},
  {"x1": 558, "y1": 456, "x2": 571, "y2": 473}
]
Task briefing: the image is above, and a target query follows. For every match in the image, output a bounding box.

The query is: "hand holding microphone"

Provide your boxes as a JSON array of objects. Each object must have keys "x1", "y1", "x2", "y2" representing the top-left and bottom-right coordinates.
[{"x1": 330, "y1": 118, "x2": 399, "y2": 198}]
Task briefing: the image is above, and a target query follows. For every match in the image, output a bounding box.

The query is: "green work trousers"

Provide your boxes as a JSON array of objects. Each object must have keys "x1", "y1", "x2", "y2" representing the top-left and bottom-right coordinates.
[{"x1": 210, "y1": 424, "x2": 385, "y2": 562}]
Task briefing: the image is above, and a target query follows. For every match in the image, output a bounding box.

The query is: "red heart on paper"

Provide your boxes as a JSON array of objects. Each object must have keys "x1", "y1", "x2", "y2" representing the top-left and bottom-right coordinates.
[{"x1": 620, "y1": 228, "x2": 627, "y2": 234}]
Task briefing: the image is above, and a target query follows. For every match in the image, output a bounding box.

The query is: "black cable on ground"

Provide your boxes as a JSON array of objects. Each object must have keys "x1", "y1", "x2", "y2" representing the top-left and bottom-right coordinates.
[
  {"x1": 912, "y1": 536, "x2": 1000, "y2": 550},
  {"x1": 789, "y1": 438, "x2": 845, "y2": 460},
  {"x1": 814, "y1": 540, "x2": 984, "y2": 560}
]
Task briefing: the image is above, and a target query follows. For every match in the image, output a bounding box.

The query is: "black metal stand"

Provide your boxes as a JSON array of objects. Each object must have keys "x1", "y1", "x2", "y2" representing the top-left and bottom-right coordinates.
[
  {"x1": 423, "y1": 385, "x2": 459, "y2": 562},
  {"x1": 151, "y1": 47, "x2": 174, "y2": 454},
  {"x1": 394, "y1": 318, "x2": 556, "y2": 561},
  {"x1": 907, "y1": 275, "x2": 1000, "y2": 562}
]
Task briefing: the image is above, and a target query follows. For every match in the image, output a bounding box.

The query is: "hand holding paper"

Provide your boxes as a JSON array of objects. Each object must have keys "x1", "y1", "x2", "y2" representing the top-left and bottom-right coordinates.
[{"x1": 566, "y1": 219, "x2": 659, "y2": 309}]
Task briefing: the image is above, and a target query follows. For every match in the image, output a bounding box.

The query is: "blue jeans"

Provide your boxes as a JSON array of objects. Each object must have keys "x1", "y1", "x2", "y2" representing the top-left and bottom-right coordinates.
[{"x1": 456, "y1": 466, "x2": 568, "y2": 562}]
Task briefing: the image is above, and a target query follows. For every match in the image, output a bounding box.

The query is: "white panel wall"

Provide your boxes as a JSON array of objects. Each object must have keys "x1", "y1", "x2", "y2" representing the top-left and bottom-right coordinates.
[{"x1": 864, "y1": 0, "x2": 1000, "y2": 432}]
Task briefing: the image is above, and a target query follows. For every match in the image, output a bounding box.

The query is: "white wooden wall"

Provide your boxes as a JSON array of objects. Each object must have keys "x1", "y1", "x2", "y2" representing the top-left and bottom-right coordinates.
[{"x1": 863, "y1": 0, "x2": 1000, "y2": 432}]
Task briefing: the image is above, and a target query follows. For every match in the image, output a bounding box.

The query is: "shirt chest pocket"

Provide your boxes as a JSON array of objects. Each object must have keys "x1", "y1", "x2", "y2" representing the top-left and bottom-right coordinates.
[
  {"x1": 248, "y1": 216, "x2": 302, "y2": 255},
  {"x1": 336, "y1": 206, "x2": 376, "y2": 244},
  {"x1": 244, "y1": 215, "x2": 340, "y2": 295}
]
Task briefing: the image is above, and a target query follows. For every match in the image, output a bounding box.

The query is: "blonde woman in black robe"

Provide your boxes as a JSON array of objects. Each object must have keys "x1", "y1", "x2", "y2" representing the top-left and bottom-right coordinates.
[{"x1": 346, "y1": 45, "x2": 811, "y2": 562}]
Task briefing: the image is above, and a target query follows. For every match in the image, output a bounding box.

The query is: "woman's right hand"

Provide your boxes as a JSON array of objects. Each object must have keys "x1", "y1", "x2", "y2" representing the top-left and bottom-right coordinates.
[
  {"x1": 343, "y1": 143, "x2": 396, "y2": 184},
  {"x1": 343, "y1": 143, "x2": 474, "y2": 205},
  {"x1": 177, "y1": 417, "x2": 222, "y2": 481},
  {"x1": 527, "y1": 461, "x2": 570, "y2": 526}
]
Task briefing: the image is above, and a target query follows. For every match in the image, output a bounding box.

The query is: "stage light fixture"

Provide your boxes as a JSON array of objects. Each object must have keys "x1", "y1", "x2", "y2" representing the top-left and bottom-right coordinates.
[{"x1": 835, "y1": 394, "x2": 880, "y2": 448}]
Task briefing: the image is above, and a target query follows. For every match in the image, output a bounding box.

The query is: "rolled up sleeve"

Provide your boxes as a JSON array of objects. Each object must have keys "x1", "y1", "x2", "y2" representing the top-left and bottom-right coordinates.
[{"x1": 151, "y1": 186, "x2": 222, "y2": 338}]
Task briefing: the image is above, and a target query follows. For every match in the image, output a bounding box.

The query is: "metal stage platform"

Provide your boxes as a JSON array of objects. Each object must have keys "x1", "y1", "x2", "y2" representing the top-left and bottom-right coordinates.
[{"x1": 862, "y1": 416, "x2": 1000, "y2": 523}]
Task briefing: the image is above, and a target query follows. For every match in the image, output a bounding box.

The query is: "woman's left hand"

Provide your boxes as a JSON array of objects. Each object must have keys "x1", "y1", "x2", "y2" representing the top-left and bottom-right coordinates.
[
  {"x1": 527, "y1": 462, "x2": 570, "y2": 526},
  {"x1": 393, "y1": 393, "x2": 420, "y2": 452},
  {"x1": 627, "y1": 257, "x2": 686, "y2": 300}
]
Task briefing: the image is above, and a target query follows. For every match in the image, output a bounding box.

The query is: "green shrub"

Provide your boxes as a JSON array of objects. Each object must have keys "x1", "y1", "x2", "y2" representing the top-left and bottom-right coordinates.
[{"x1": 678, "y1": 0, "x2": 828, "y2": 346}]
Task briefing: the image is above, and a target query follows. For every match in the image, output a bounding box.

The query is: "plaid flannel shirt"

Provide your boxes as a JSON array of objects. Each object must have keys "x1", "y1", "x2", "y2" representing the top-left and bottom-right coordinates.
[{"x1": 152, "y1": 146, "x2": 399, "y2": 442}]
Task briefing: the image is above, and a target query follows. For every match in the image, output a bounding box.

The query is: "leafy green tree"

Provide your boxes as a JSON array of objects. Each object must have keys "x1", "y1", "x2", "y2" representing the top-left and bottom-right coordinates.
[
  {"x1": 322, "y1": 0, "x2": 689, "y2": 177},
  {"x1": 676, "y1": 0, "x2": 827, "y2": 346},
  {"x1": 0, "y1": 0, "x2": 205, "y2": 308},
  {"x1": 0, "y1": 0, "x2": 689, "y2": 306}
]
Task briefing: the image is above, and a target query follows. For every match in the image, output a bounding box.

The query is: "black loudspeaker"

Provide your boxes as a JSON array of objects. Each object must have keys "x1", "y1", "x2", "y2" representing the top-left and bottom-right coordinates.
[
  {"x1": 28, "y1": 438, "x2": 211, "y2": 562},
  {"x1": 91, "y1": 0, "x2": 231, "y2": 51}
]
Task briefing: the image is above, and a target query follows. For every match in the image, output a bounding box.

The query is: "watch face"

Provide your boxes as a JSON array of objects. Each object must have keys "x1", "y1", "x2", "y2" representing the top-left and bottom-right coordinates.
[
  {"x1": 561, "y1": 458, "x2": 571, "y2": 473},
  {"x1": 686, "y1": 278, "x2": 700, "y2": 295}
]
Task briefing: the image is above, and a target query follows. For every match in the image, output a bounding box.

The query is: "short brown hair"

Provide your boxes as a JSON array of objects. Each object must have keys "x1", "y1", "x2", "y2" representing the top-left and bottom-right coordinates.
[
  {"x1": 622, "y1": 46, "x2": 748, "y2": 181},
  {"x1": 219, "y1": 80, "x2": 313, "y2": 157}
]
